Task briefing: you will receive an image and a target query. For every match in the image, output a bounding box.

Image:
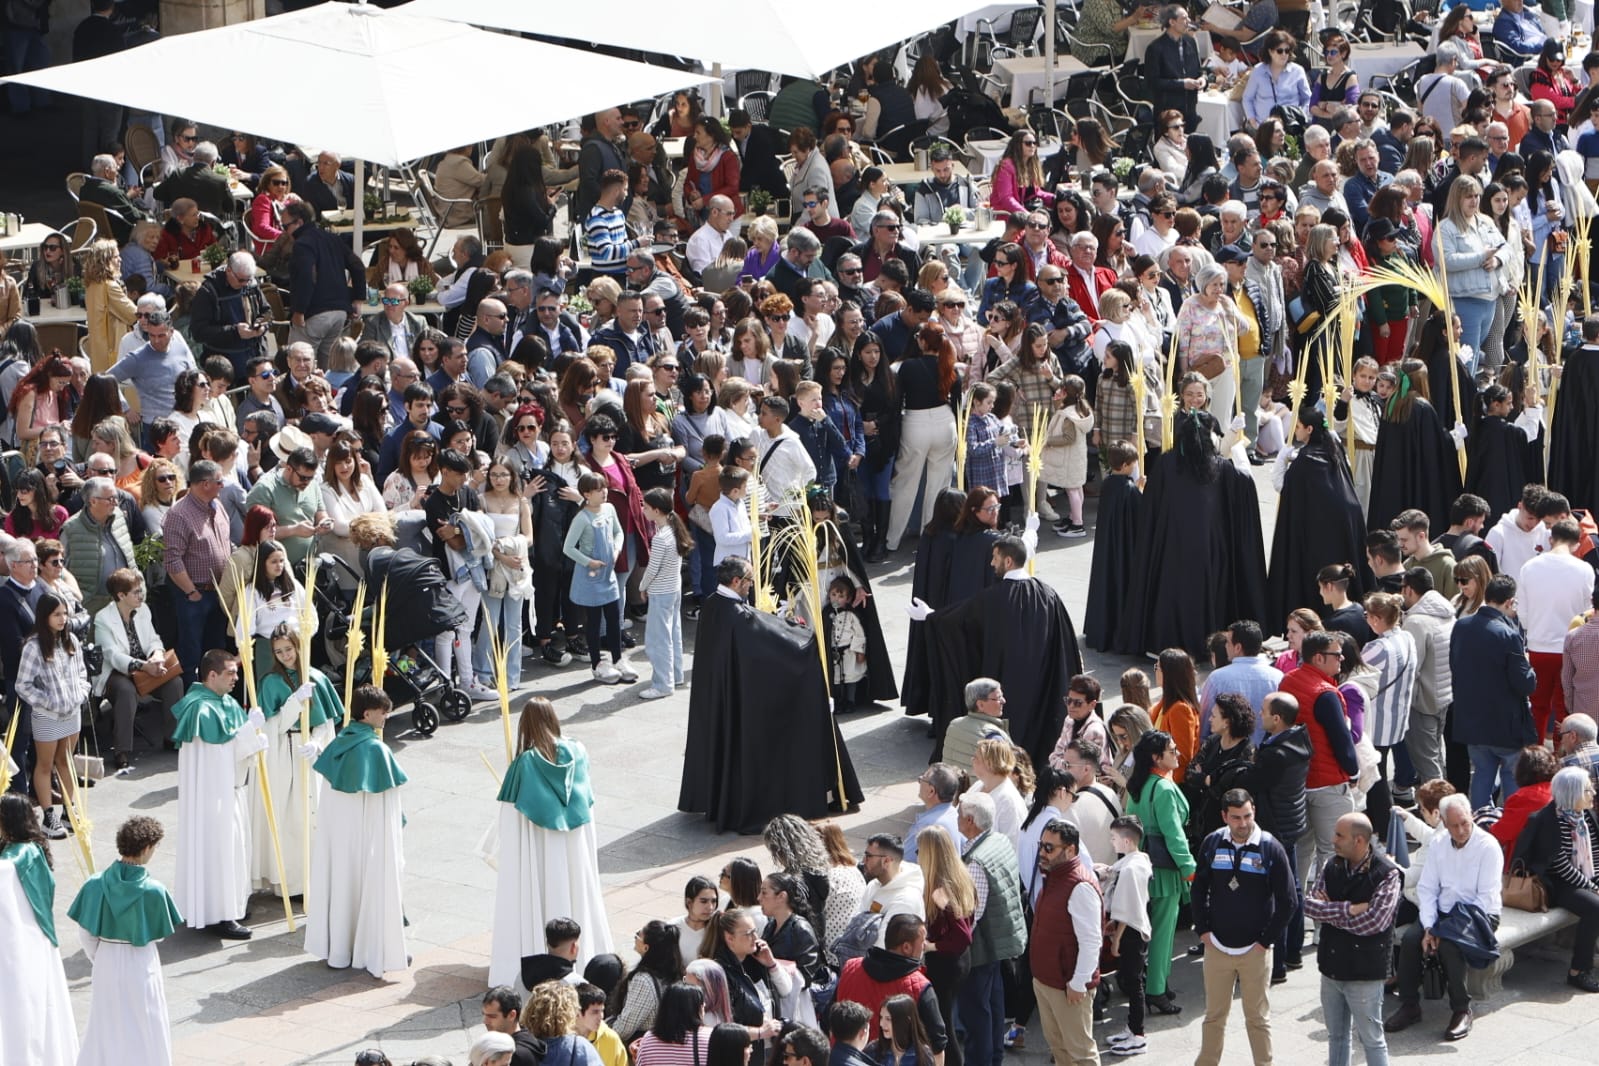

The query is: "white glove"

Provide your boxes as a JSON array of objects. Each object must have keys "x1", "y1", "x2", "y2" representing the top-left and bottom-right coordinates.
[
  {"x1": 245, "y1": 708, "x2": 266, "y2": 734},
  {"x1": 906, "y1": 597, "x2": 934, "y2": 621},
  {"x1": 296, "y1": 739, "x2": 322, "y2": 761},
  {"x1": 1025, "y1": 512, "x2": 1040, "y2": 535},
  {"x1": 1229, "y1": 413, "x2": 1247, "y2": 434},
  {"x1": 1450, "y1": 422, "x2": 1468, "y2": 449},
  {"x1": 1022, "y1": 528, "x2": 1039, "y2": 556},
  {"x1": 247, "y1": 729, "x2": 270, "y2": 756},
  {"x1": 292, "y1": 682, "x2": 315, "y2": 706}
]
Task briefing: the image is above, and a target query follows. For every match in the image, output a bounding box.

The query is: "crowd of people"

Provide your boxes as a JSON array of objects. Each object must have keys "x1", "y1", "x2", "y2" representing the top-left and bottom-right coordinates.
[{"x1": 8, "y1": 0, "x2": 1599, "y2": 1063}]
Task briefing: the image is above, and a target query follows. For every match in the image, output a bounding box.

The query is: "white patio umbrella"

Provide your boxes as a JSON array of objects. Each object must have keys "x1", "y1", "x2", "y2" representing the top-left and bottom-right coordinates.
[
  {"x1": 2, "y1": 0, "x2": 700, "y2": 243},
  {"x1": 400, "y1": 0, "x2": 1032, "y2": 99}
]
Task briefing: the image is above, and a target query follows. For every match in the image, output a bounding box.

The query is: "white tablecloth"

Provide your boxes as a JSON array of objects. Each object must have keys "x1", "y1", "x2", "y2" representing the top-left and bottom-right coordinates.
[
  {"x1": 1127, "y1": 27, "x2": 1214, "y2": 66},
  {"x1": 965, "y1": 136, "x2": 1064, "y2": 178},
  {"x1": 0, "y1": 222, "x2": 55, "y2": 254},
  {"x1": 993, "y1": 54, "x2": 1093, "y2": 109},
  {"x1": 1196, "y1": 91, "x2": 1245, "y2": 142},
  {"x1": 1348, "y1": 42, "x2": 1426, "y2": 87}
]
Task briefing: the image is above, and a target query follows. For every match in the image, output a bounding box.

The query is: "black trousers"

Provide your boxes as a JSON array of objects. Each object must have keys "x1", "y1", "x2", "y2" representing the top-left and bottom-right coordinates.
[
  {"x1": 1113, "y1": 928, "x2": 1149, "y2": 1036},
  {"x1": 925, "y1": 948, "x2": 970, "y2": 1066},
  {"x1": 1554, "y1": 885, "x2": 1599, "y2": 974},
  {"x1": 1395, "y1": 917, "x2": 1497, "y2": 1012},
  {"x1": 583, "y1": 602, "x2": 621, "y2": 666},
  {"x1": 103, "y1": 672, "x2": 183, "y2": 755},
  {"x1": 531, "y1": 563, "x2": 575, "y2": 643}
]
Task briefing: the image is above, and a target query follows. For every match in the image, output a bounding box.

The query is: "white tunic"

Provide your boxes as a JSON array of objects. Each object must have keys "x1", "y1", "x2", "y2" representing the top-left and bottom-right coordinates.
[
  {"x1": 174, "y1": 727, "x2": 258, "y2": 928},
  {"x1": 487, "y1": 805, "x2": 615, "y2": 990},
  {"x1": 76, "y1": 934, "x2": 170, "y2": 1066},
  {"x1": 0, "y1": 862, "x2": 76, "y2": 1066},
  {"x1": 249, "y1": 705, "x2": 335, "y2": 896},
  {"x1": 305, "y1": 787, "x2": 408, "y2": 978}
]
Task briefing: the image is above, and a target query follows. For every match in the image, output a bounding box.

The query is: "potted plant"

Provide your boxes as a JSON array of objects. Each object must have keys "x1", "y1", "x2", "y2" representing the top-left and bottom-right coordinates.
[
  {"x1": 201, "y1": 241, "x2": 229, "y2": 270},
  {"x1": 66, "y1": 276, "x2": 85, "y2": 306},
  {"x1": 408, "y1": 275, "x2": 436, "y2": 304},
  {"x1": 943, "y1": 205, "x2": 966, "y2": 235},
  {"x1": 363, "y1": 192, "x2": 384, "y2": 220},
  {"x1": 1111, "y1": 156, "x2": 1135, "y2": 184},
  {"x1": 747, "y1": 189, "x2": 774, "y2": 217}
]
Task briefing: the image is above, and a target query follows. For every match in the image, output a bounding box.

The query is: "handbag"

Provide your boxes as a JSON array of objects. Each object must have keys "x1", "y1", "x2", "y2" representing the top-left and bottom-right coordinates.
[
  {"x1": 1144, "y1": 831, "x2": 1178, "y2": 870},
  {"x1": 1420, "y1": 951, "x2": 1447, "y2": 1000},
  {"x1": 688, "y1": 501, "x2": 715, "y2": 533},
  {"x1": 133, "y1": 648, "x2": 182, "y2": 698},
  {"x1": 1503, "y1": 859, "x2": 1549, "y2": 913}
]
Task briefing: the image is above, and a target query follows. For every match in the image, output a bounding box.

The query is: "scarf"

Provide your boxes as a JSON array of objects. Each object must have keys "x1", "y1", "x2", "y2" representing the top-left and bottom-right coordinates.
[
  {"x1": 1562, "y1": 808, "x2": 1596, "y2": 882},
  {"x1": 1385, "y1": 369, "x2": 1411, "y2": 418},
  {"x1": 693, "y1": 144, "x2": 727, "y2": 176}
]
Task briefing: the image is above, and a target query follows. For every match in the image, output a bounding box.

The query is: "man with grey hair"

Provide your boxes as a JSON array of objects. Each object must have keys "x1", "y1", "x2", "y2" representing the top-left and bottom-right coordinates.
[
  {"x1": 119, "y1": 292, "x2": 194, "y2": 361},
  {"x1": 1246, "y1": 225, "x2": 1286, "y2": 421},
  {"x1": 302, "y1": 148, "x2": 356, "y2": 213},
  {"x1": 1205, "y1": 199, "x2": 1251, "y2": 257},
  {"x1": 1483, "y1": 121, "x2": 1512, "y2": 172},
  {"x1": 59, "y1": 475, "x2": 135, "y2": 616},
  {"x1": 623, "y1": 251, "x2": 689, "y2": 337},
  {"x1": 358, "y1": 282, "x2": 427, "y2": 361},
  {"x1": 1299, "y1": 159, "x2": 1350, "y2": 217},
  {"x1": 1146, "y1": 4, "x2": 1202, "y2": 131},
  {"x1": 0, "y1": 536, "x2": 44, "y2": 782},
  {"x1": 1067, "y1": 231, "x2": 1115, "y2": 318},
  {"x1": 81, "y1": 152, "x2": 150, "y2": 243},
  {"x1": 1345, "y1": 140, "x2": 1390, "y2": 233},
  {"x1": 1559, "y1": 712, "x2": 1599, "y2": 789},
  {"x1": 155, "y1": 143, "x2": 234, "y2": 219},
  {"x1": 687, "y1": 194, "x2": 737, "y2": 275},
  {"x1": 852, "y1": 210, "x2": 919, "y2": 285},
  {"x1": 957, "y1": 789, "x2": 1027, "y2": 1066},
  {"x1": 108, "y1": 310, "x2": 197, "y2": 443},
  {"x1": 905, "y1": 763, "x2": 963, "y2": 862},
  {"x1": 771, "y1": 226, "x2": 825, "y2": 301},
  {"x1": 942, "y1": 679, "x2": 1012, "y2": 771},
  {"x1": 499, "y1": 268, "x2": 536, "y2": 344},
  {"x1": 1385, "y1": 792, "x2": 1500, "y2": 1041},
  {"x1": 190, "y1": 249, "x2": 268, "y2": 377}
]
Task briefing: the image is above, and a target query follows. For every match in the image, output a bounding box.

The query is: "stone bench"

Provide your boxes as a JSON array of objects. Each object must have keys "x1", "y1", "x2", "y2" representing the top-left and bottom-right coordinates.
[{"x1": 1398, "y1": 906, "x2": 1579, "y2": 999}]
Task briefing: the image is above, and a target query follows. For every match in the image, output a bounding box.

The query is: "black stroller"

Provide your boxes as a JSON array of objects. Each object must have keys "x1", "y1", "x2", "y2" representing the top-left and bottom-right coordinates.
[{"x1": 312, "y1": 546, "x2": 472, "y2": 736}]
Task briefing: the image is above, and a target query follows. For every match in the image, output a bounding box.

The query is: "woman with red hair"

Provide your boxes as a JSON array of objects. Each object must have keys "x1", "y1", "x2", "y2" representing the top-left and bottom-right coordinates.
[
  {"x1": 884, "y1": 316, "x2": 961, "y2": 553},
  {"x1": 219, "y1": 504, "x2": 279, "y2": 637}
]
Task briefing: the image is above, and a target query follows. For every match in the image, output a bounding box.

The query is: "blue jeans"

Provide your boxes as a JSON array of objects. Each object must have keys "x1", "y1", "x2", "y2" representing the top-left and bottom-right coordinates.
[
  {"x1": 644, "y1": 589, "x2": 683, "y2": 692},
  {"x1": 1468, "y1": 744, "x2": 1521, "y2": 808},
  {"x1": 3, "y1": 29, "x2": 50, "y2": 113},
  {"x1": 174, "y1": 589, "x2": 227, "y2": 688},
  {"x1": 1321, "y1": 977, "x2": 1388, "y2": 1066},
  {"x1": 1453, "y1": 295, "x2": 1495, "y2": 374},
  {"x1": 689, "y1": 526, "x2": 717, "y2": 600},
  {"x1": 473, "y1": 593, "x2": 525, "y2": 688},
  {"x1": 956, "y1": 960, "x2": 1005, "y2": 1066}
]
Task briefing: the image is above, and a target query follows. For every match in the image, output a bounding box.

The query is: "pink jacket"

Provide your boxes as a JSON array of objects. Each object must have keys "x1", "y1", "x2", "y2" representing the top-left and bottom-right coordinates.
[
  {"x1": 247, "y1": 192, "x2": 299, "y2": 255},
  {"x1": 990, "y1": 159, "x2": 1056, "y2": 216}
]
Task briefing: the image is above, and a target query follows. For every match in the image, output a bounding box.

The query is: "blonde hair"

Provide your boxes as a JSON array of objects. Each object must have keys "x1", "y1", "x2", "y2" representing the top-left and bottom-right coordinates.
[
  {"x1": 918, "y1": 826, "x2": 977, "y2": 919},
  {"x1": 1306, "y1": 223, "x2": 1338, "y2": 264},
  {"x1": 746, "y1": 214, "x2": 779, "y2": 247},
  {"x1": 1098, "y1": 287, "x2": 1131, "y2": 320},
  {"x1": 128, "y1": 219, "x2": 162, "y2": 249},
  {"x1": 586, "y1": 276, "x2": 622, "y2": 307},
  {"x1": 975, "y1": 737, "x2": 1016, "y2": 776},
  {"x1": 140, "y1": 457, "x2": 184, "y2": 505},
  {"x1": 82, "y1": 238, "x2": 122, "y2": 284},
  {"x1": 1445, "y1": 174, "x2": 1483, "y2": 231},
  {"x1": 521, "y1": 981, "x2": 579, "y2": 1038}
]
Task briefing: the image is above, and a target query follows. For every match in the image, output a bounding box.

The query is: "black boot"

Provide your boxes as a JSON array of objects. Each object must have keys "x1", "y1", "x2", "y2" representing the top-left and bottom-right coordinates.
[
  {"x1": 867, "y1": 501, "x2": 891, "y2": 563},
  {"x1": 858, "y1": 496, "x2": 878, "y2": 559}
]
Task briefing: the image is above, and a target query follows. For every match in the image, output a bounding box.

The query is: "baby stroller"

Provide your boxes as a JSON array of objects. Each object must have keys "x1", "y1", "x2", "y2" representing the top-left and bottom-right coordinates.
[{"x1": 313, "y1": 546, "x2": 472, "y2": 737}]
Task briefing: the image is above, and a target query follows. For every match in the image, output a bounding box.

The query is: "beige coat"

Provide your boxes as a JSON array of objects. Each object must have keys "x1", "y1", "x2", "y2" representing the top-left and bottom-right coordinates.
[
  {"x1": 1041, "y1": 405, "x2": 1095, "y2": 490},
  {"x1": 86, "y1": 277, "x2": 139, "y2": 373}
]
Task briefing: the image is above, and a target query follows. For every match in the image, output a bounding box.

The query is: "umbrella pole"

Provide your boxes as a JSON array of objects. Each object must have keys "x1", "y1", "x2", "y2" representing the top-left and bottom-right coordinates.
[
  {"x1": 1044, "y1": 0, "x2": 1058, "y2": 113},
  {"x1": 355, "y1": 158, "x2": 365, "y2": 250},
  {"x1": 712, "y1": 62, "x2": 724, "y2": 117}
]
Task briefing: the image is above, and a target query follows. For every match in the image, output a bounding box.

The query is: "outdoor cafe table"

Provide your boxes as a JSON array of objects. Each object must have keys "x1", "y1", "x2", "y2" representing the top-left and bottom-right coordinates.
[
  {"x1": 321, "y1": 206, "x2": 419, "y2": 237},
  {"x1": 992, "y1": 53, "x2": 1092, "y2": 109},
  {"x1": 915, "y1": 218, "x2": 1008, "y2": 247},
  {"x1": 0, "y1": 222, "x2": 59, "y2": 255},
  {"x1": 1348, "y1": 41, "x2": 1425, "y2": 87}
]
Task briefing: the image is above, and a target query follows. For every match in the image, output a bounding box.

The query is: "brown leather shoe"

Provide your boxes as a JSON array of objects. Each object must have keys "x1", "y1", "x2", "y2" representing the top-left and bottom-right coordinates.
[
  {"x1": 1445, "y1": 1010, "x2": 1472, "y2": 1040},
  {"x1": 1383, "y1": 1002, "x2": 1422, "y2": 1033}
]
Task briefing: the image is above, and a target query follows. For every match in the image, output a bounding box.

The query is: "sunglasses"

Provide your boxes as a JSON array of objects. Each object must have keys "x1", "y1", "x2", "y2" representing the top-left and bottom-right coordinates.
[
  {"x1": 1272, "y1": 47, "x2": 1293, "y2": 54},
  {"x1": 256, "y1": 369, "x2": 276, "y2": 379},
  {"x1": 517, "y1": 423, "x2": 540, "y2": 432},
  {"x1": 1040, "y1": 276, "x2": 1065, "y2": 284},
  {"x1": 1021, "y1": 139, "x2": 1038, "y2": 146},
  {"x1": 839, "y1": 267, "x2": 862, "y2": 276},
  {"x1": 803, "y1": 200, "x2": 819, "y2": 209},
  {"x1": 269, "y1": 179, "x2": 289, "y2": 187},
  {"x1": 155, "y1": 473, "x2": 178, "y2": 483},
  {"x1": 597, "y1": 432, "x2": 618, "y2": 441},
  {"x1": 445, "y1": 404, "x2": 468, "y2": 414},
  {"x1": 1026, "y1": 221, "x2": 1049, "y2": 230},
  {"x1": 658, "y1": 364, "x2": 679, "y2": 371},
  {"x1": 876, "y1": 223, "x2": 901, "y2": 232},
  {"x1": 380, "y1": 297, "x2": 403, "y2": 306}
]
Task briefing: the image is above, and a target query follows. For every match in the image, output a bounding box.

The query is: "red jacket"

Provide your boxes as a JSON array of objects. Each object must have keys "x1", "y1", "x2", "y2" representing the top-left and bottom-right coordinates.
[
  {"x1": 1029, "y1": 856, "x2": 1102, "y2": 991},
  {"x1": 1065, "y1": 264, "x2": 1118, "y2": 321},
  {"x1": 153, "y1": 218, "x2": 218, "y2": 262},
  {"x1": 1020, "y1": 241, "x2": 1070, "y2": 284},
  {"x1": 834, "y1": 950, "x2": 933, "y2": 1042},
  {"x1": 1491, "y1": 779, "x2": 1552, "y2": 871},
  {"x1": 685, "y1": 149, "x2": 743, "y2": 217},
  {"x1": 1280, "y1": 664, "x2": 1351, "y2": 790}
]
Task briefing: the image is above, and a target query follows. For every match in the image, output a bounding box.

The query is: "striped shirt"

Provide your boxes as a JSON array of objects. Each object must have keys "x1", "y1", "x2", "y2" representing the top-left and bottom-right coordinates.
[
  {"x1": 638, "y1": 523, "x2": 683, "y2": 597},
  {"x1": 162, "y1": 491, "x2": 232, "y2": 588},
  {"x1": 635, "y1": 1027, "x2": 715, "y2": 1066},
  {"x1": 1360, "y1": 629, "x2": 1418, "y2": 749},
  {"x1": 583, "y1": 204, "x2": 633, "y2": 275}
]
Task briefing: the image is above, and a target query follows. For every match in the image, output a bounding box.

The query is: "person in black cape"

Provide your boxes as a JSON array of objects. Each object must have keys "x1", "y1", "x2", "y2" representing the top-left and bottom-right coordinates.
[
  {"x1": 911, "y1": 533, "x2": 1083, "y2": 770},
  {"x1": 946, "y1": 486, "x2": 1003, "y2": 607},
  {"x1": 1413, "y1": 307, "x2": 1479, "y2": 435},
  {"x1": 1464, "y1": 383, "x2": 1531, "y2": 524},
  {"x1": 807, "y1": 491, "x2": 897, "y2": 704},
  {"x1": 901, "y1": 488, "x2": 964, "y2": 720},
  {"x1": 1548, "y1": 322, "x2": 1599, "y2": 512},
  {"x1": 1114, "y1": 408, "x2": 1267, "y2": 657},
  {"x1": 1084, "y1": 438, "x2": 1143, "y2": 651},
  {"x1": 1267, "y1": 404, "x2": 1370, "y2": 630},
  {"x1": 1366, "y1": 358, "x2": 1463, "y2": 533},
  {"x1": 679, "y1": 556, "x2": 863, "y2": 834}
]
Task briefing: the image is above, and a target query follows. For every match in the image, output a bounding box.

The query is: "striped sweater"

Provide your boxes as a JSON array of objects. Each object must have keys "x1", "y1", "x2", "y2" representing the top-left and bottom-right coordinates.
[{"x1": 583, "y1": 204, "x2": 633, "y2": 275}]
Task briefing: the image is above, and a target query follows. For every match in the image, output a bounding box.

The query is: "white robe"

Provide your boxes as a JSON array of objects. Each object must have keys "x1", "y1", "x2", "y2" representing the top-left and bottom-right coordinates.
[
  {"x1": 249, "y1": 707, "x2": 335, "y2": 896},
  {"x1": 173, "y1": 727, "x2": 257, "y2": 928},
  {"x1": 76, "y1": 933, "x2": 170, "y2": 1066},
  {"x1": 487, "y1": 805, "x2": 614, "y2": 989},
  {"x1": 0, "y1": 863, "x2": 76, "y2": 1066},
  {"x1": 305, "y1": 786, "x2": 407, "y2": 978}
]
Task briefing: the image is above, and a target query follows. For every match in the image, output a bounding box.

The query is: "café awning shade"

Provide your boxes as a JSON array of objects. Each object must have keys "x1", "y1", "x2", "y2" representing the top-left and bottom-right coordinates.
[{"x1": 0, "y1": 1, "x2": 703, "y2": 168}]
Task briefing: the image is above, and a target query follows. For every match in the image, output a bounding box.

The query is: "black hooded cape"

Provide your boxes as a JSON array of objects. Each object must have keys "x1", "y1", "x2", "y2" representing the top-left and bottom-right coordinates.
[
  {"x1": 1084, "y1": 472, "x2": 1142, "y2": 651},
  {"x1": 1267, "y1": 441, "x2": 1370, "y2": 630},
  {"x1": 824, "y1": 522, "x2": 899, "y2": 702},
  {"x1": 1366, "y1": 398, "x2": 1461, "y2": 534},
  {"x1": 1465, "y1": 414, "x2": 1531, "y2": 525},
  {"x1": 679, "y1": 592, "x2": 863, "y2": 834},
  {"x1": 1418, "y1": 325, "x2": 1479, "y2": 435},
  {"x1": 1113, "y1": 452, "x2": 1266, "y2": 657},
  {"x1": 901, "y1": 530, "x2": 957, "y2": 717},
  {"x1": 1549, "y1": 348, "x2": 1599, "y2": 512},
  {"x1": 946, "y1": 528, "x2": 1001, "y2": 605},
  {"x1": 926, "y1": 575, "x2": 1083, "y2": 769}
]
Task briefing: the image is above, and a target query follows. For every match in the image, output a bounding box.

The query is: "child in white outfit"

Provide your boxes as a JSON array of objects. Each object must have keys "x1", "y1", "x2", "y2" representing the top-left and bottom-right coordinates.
[
  {"x1": 1097, "y1": 815, "x2": 1155, "y2": 1056},
  {"x1": 824, "y1": 576, "x2": 868, "y2": 712}
]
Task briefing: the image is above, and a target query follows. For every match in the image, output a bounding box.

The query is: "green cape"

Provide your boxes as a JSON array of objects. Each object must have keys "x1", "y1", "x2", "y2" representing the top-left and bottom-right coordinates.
[
  {"x1": 258, "y1": 666, "x2": 341, "y2": 731},
  {"x1": 2, "y1": 841, "x2": 57, "y2": 946},
  {"x1": 496, "y1": 741, "x2": 595, "y2": 831},
  {"x1": 170, "y1": 683, "x2": 247, "y2": 746},
  {"x1": 313, "y1": 721, "x2": 407, "y2": 794},
  {"x1": 67, "y1": 860, "x2": 181, "y2": 946}
]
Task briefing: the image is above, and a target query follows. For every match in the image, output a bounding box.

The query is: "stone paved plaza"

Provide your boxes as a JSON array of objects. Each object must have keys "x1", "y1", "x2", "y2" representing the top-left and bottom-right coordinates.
[{"x1": 40, "y1": 470, "x2": 1597, "y2": 1065}]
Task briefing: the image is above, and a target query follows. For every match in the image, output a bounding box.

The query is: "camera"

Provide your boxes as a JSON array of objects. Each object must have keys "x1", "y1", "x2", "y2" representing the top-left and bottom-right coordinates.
[
  {"x1": 520, "y1": 462, "x2": 536, "y2": 484},
  {"x1": 52, "y1": 459, "x2": 69, "y2": 475}
]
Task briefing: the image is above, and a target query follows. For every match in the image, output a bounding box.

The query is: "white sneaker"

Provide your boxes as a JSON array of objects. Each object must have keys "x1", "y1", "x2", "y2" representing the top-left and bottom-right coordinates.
[
  {"x1": 620, "y1": 617, "x2": 634, "y2": 631},
  {"x1": 1106, "y1": 1028, "x2": 1135, "y2": 1046},
  {"x1": 593, "y1": 664, "x2": 621, "y2": 684},
  {"x1": 615, "y1": 662, "x2": 639, "y2": 683},
  {"x1": 638, "y1": 687, "x2": 670, "y2": 700},
  {"x1": 1109, "y1": 1036, "x2": 1146, "y2": 1057}
]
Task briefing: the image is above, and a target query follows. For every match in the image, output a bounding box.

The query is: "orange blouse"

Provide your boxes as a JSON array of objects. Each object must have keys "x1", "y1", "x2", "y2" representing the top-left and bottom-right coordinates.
[{"x1": 1152, "y1": 699, "x2": 1199, "y2": 785}]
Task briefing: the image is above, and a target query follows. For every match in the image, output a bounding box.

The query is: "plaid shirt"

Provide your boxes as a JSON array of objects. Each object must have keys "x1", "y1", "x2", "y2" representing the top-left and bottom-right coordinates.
[
  {"x1": 15, "y1": 637, "x2": 90, "y2": 717},
  {"x1": 1302, "y1": 852, "x2": 1402, "y2": 937},
  {"x1": 987, "y1": 354, "x2": 1063, "y2": 437},
  {"x1": 162, "y1": 491, "x2": 232, "y2": 589},
  {"x1": 1563, "y1": 741, "x2": 1599, "y2": 792},
  {"x1": 1564, "y1": 615, "x2": 1599, "y2": 719},
  {"x1": 1096, "y1": 377, "x2": 1139, "y2": 449},
  {"x1": 966, "y1": 412, "x2": 1008, "y2": 493}
]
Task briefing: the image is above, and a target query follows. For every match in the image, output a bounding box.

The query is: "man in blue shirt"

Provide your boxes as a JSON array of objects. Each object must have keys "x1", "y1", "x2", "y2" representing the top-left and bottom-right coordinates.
[
  {"x1": 1493, "y1": 0, "x2": 1546, "y2": 58},
  {"x1": 1199, "y1": 620, "x2": 1284, "y2": 744},
  {"x1": 1344, "y1": 140, "x2": 1392, "y2": 235},
  {"x1": 108, "y1": 312, "x2": 196, "y2": 446},
  {"x1": 869, "y1": 288, "x2": 935, "y2": 362},
  {"x1": 375, "y1": 381, "x2": 442, "y2": 483},
  {"x1": 904, "y1": 763, "x2": 964, "y2": 863}
]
